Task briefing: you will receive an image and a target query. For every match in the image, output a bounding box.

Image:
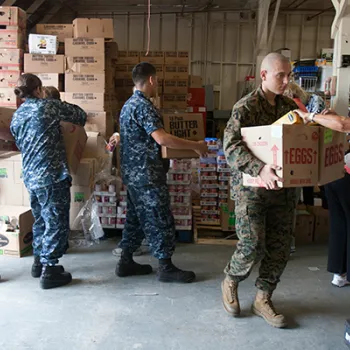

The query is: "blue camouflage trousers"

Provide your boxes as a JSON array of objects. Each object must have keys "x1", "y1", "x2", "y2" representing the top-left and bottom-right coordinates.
[
  {"x1": 119, "y1": 183, "x2": 176, "y2": 260},
  {"x1": 29, "y1": 179, "x2": 71, "y2": 266}
]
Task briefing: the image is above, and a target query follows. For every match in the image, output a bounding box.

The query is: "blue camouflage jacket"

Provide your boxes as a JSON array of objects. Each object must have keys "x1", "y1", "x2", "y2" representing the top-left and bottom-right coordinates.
[
  {"x1": 120, "y1": 90, "x2": 166, "y2": 187},
  {"x1": 10, "y1": 98, "x2": 87, "y2": 191}
]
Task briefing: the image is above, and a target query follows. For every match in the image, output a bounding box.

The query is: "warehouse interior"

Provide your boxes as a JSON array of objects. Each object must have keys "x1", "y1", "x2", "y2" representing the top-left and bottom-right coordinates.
[{"x1": 0, "y1": 0, "x2": 350, "y2": 350}]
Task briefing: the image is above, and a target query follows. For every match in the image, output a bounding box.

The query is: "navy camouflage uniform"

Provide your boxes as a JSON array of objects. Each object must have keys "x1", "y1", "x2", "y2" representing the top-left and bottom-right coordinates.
[
  {"x1": 11, "y1": 98, "x2": 86, "y2": 265},
  {"x1": 224, "y1": 87, "x2": 298, "y2": 293},
  {"x1": 119, "y1": 90, "x2": 175, "y2": 259}
]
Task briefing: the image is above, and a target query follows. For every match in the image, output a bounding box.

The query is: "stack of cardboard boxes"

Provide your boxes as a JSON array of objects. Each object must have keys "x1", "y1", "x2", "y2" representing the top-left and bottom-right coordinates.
[{"x1": 0, "y1": 7, "x2": 26, "y2": 109}]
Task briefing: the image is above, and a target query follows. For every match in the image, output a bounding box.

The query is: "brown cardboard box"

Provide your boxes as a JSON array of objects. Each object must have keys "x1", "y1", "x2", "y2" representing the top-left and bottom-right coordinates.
[
  {"x1": 71, "y1": 158, "x2": 96, "y2": 187},
  {"x1": 0, "y1": 27, "x2": 24, "y2": 49},
  {"x1": 65, "y1": 56, "x2": 105, "y2": 74},
  {"x1": 0, "y1": 107, "x2": 18, "y2": 158},
  {"x1": 140, "y1": 51, "x2": 164, "y2": 64},
  {"x1": 105, "y1": 41, "x2": 118, "y2": 59},
  {"x1": 318, "y1": 128, "x2": 346, "y2": 185},
  {"x1": 0, "y1": 71, "x2": 20, "y2": 88},
  {"x1": 0, "y1": 49, "x2": 23, "y2": 71},
  {"x1": 115, "y1": 65, "x2": 133, "y2": 79},
  {"x1": 0, "y1": 7, "x2": 26, "y2": 28},
  {"x1": 24, "y1": 54, "x2": 64, "y2": 74},
  {"x1": 64, "y1": 92, "x2": 106, "y2": 111},
  {"x1": 307, "y1": 206, "x2": 329, "y2": 243},
  {"x1": 0, "y1": 159, "x2": 22, "y2": 205},
  {"x1": 118, "y1": 51, "x2": 139, "y2": 64},
  {"x1": 189, "y1": 75, "x2": 203, "y2": 88},
  {"x1": 36, "y1": 73, "x2": 64, "y2": 91},
  {"x1": 70, "y1": 203, "x2": 84, "y2": 229},
  {"x1": 73, "y1": 18, "x2": 114, "y2": 39},
  {"x1": 83, "y1": 132, "x2": 107, "y2": 159},
  {"x1": 220, "y1": 199, "x2": 235, "y2": 231},
  {"x1": 163, "y1": 79, "x2": 188, "y2": 94},
  {"x1": 0, "y1": 87, "x2": 17, "y2": 107},
  {"x1": 295, "y1": 210, "x2": 314, "y2": 245},
  {"x1": 36, "y1": 24, "x2": 73, "y2": 43},
  {"x1": 162, "y1": 94, "x2": 187, "y2": 109},
  {"x1": 164, "y1": 51, "x2": 189, "y2": 65},
  {"x1": 242, "y1": 125, "x2": 319, "y2": 188},
  {"x1": 154, "y1": 64, "x2": 164, "y2": 79},
  {"x1": 161, "y1": 113, "x2": 205, "y2": 159},
  {"x1": 65, "y1": 38, "x2": 105, "y2": 57},
  {"x1": 60, "y1": 122, "x2": 88, "y2": 174},
  {"x1": 0, "y1": 210, "x2": 34, "y2": 257},
  {"x1": 164, "y1": 65, "x2": 189, "y2": 79},
  {"x1": 85, "y1": 111, "x2": 114, "y2": 139},
  {"x1": 65, "y1": 73, "x2": 106, "y2": 92}
]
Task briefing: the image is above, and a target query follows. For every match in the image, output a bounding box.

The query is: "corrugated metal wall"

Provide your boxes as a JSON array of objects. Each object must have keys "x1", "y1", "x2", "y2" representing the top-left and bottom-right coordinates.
[{"x1": 53, "y1": 10, "x2": 334, "y2": 110}]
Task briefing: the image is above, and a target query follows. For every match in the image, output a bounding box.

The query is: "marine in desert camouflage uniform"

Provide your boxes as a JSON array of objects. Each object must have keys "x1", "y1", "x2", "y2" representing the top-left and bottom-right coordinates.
[{"x1": 221, "y1": 53, "x2": 298, "y2": 328}]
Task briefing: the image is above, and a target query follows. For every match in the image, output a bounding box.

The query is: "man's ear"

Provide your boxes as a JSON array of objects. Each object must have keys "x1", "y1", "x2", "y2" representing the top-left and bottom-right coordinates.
[{"x1": 260, "y1": 70, "x2": 267, "y2": 81}]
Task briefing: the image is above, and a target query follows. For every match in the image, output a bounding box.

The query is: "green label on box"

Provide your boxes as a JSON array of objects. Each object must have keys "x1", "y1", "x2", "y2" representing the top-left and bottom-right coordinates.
[
  {"x1": 324, "y1": 129, "x2": 333, "y2": 144},
  {"x1": 228, "y1": 215, "x2": 236, "y2": 226},
  {"x1": 74, "y1": 192, "x2": 85, "y2": 203},
  {"x1": 0, "y1": 168, "x2": 8, "y2": 179}
]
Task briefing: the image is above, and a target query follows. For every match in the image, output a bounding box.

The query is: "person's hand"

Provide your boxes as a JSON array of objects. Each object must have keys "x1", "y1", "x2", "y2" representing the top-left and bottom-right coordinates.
[
  {"x1": 294, "y1": 109, "x2": 312, "y2": 124},
  {"x1": 109, "y1": 133, "x2": 120, "y2": 146},
  {"x1": 195, "y1": 140, "x2": 208, "y2": 157},
  {"x1": 321, "y1": 108, "x2": 337, "y2": 115},
  {"x1": 258, "y1": 164, "x2": 283, "y2": 190}
]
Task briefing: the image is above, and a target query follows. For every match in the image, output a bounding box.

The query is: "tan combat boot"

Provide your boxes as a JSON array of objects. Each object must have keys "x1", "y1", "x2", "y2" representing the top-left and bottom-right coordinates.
[
  {"x1": 252, "y1": 290, "x2": 287, "y2": 328},
  {"x1": 221, "y1": 277, "x2": 240, "y2": 317}
]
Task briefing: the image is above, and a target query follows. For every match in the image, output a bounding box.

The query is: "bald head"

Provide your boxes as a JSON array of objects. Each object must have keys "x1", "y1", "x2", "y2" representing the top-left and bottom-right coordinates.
[{"x1": 260, "y1": 52, "x2": 291, "y2": 96}]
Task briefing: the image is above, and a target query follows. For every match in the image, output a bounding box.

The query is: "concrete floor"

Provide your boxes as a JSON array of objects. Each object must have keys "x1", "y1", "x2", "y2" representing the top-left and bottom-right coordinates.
[{"x1": 0, "y1": 241, "x2": 348, "y2": 350}]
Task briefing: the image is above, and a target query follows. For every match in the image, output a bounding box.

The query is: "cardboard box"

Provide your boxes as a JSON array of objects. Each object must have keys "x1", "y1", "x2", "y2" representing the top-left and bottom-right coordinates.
[
  {"x1": 295, "y1": 210, "x2": 315, "y2": 245},
  {"x1": 164, "y1": 51, "x2": 189, "y2": 65},
  {"x1": 155, "y1": 64, "x2": 164, "y2": 79},
  {"x1": 85, "y1": 111, "x2": 114, "y2": 139},
  {"x1": 73, "y1": 18, "x2": 114, "y2": 39},
  {"x1": 0, "y1": 27, "x2": 24, "y2": 49},
  {"x1": 164, "y1": 65, "x2": 189, "y2": 80},
  {"x1": 0, "y1": 48, "x2": 23, "y2": 71},
  {"x1": 24, "y1": 54, "x2": 64, "y2": 74},
  {"x1": 115, "y1": 64, "x2": 133, "y2": 79},
  {"x1": 71, "y1": 158, "x2": 96, "y2": 187},
  {"x1": 118, "y1": 51, "x2": 139, "y2": 64},
  {"x1": 115, "y1": 78, "x2": 134, "y2": 96},
  {"x1": 187, "y1": 88, "x2": 205, "y2": 107},
  {"x1": 0, "y1": 159, "x2": 22, "y2": 205},
  {"x1": 318, "y1": 128, "x2": 346, "y2": 185},
  {"x1": 0, "y1": 87, "x2": 17, "y2": 107},
  {"x1": 189, "y1": 75, "x2": 203, "y2": 88},
  {"x1": 105, "y1": 41, "x2": 118, "y2": 59},
  {"x1": 35, "y1": 73, "x2": 64, "y2": 91},
  {"x1": 242, "y1": 125, "x2": 319, "y2": 188},
  {"x1": 161, "y1": 113, "x2": 205, "y2": 159},
  {"x1": 36, "y1": 24, "x2": 73, "y2": 43},
  {"x1": 140, "y1": 51, "x2": 164, "y2": 64},
  {"x1": 162, "y1": 94, "x2": 187, "y2": 109},
  {"x1": 65, "y1": 73, "x2": 106, "y2": 92},
  {"x1": 0, "y1": 71, "x2": 20, "y2": 88},
  {"x1": 69, "y1": 203, "x2": 84, "y2": 229},
  {"x1": 28, "y1": 34, "x2": 58, "y2": 55},
  {"x1": 60, "y1": 122, "x2": 88, "y2": 174},
  {"x1": 0, "y1": 210, "x2": 33, "y2": 257},
  {"x1": 163, "y1": 79, "x2": 188, "y2": 94},
  {"x1": 83, "y1": 132, "x2": 107, "y2": 159},
  {"x1": 71, "y1": 185, "x2": 92, "y2": 204},
  {"x1": 65, "y1": 56, "x2": 105, "y2": 74},
  {"x1": 65, "y1": 38, "x2": 105, "y2": 57},
  {"x1": 0, "y1": 107, "x2": 18, "y2": 158},
  {"x1": 0, "y1": 7, "x2": 26, "y2": 28},
  {"x1": 220, "y1": 199, "x2": 235, "y2": 231},
  {"x1": 64, "y1": 92, "x2": 106, "y2": 111},
  {"x1": 306, "y1": 206, "x2": 329, "y2": 243},
  {"x1": 321, "y1": 48, "x2": 333, "y2": 62}
]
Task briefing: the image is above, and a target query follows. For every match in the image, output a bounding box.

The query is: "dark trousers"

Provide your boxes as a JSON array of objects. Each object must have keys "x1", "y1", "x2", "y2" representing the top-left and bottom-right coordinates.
[{"x1": 324, "y1": 174, "x2": 350, "y2": 281}]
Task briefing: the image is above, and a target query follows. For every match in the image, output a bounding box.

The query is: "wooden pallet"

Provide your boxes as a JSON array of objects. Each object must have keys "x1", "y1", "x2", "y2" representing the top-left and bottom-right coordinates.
[{"x1": 193, "y1": 206, "x2": 238, "y2": 246}]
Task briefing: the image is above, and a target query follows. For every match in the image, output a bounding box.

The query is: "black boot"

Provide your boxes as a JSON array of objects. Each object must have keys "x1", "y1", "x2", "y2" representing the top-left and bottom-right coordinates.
[
  {"x1": 157, "y1": 259, "x2": 196, "y2": 283},
  {"x1": 116, "y1": 251, "x2": 152, "y2": 277},
  {"x1": 40, "y1": 265, "x2": 72, "y2": 290},
  {"x1": 31, "y1": 256, "x2": 42, "y2": 278}
]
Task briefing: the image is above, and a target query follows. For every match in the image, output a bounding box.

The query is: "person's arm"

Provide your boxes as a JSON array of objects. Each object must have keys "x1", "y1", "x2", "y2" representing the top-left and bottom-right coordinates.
[
  {"x1": 48, "y1": 100, "x2": 87, "y2": 126},
  {"x1": 295, "y1": 109, "x2": 350, "y2": 133}
]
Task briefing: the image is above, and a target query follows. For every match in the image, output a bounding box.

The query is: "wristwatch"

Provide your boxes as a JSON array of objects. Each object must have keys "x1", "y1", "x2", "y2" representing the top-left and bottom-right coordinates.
[{"x1": 309, "y1": 112, "x2": 316, "y2": 122}]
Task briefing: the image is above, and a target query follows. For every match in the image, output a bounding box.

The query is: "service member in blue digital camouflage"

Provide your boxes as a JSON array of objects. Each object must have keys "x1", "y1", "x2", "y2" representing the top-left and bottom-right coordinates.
[
  {"x1": 11, "y1": 74, "x2": 87, "y2": 290},
  {"x1": 117, "y1": 62, "x2": 208, "y2": 283},
  {"x1": 222, "y1": 53, "x2": 298, "y2": 328}
]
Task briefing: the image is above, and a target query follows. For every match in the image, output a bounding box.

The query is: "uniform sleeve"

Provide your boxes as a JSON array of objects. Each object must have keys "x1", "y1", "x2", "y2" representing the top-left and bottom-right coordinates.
[
  {"x1": 223, "y1": 106, "x2": 265, "y2": 177},
  {"x1": 48, "y1": 101, "x2": 87, "y2": 126},
  {"x1": 137, "y1": 105, "x2": 164, "y2": 135}
]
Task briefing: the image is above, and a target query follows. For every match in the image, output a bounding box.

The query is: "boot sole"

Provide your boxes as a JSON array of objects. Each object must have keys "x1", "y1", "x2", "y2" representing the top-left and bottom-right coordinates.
[
  {"x1": 40, "y1": 276, "x2": 72, "y2": 290},
  {"x1": 31, "y1": 270, "x2": 42, "y2": 278},
  {"x1": 252, "y1": 305, "x2": 287, "y2": 328},
  {"x1": 157, "y1": 274, "x2": 195, "y2": 283},
  {"x1": 116, "y1": 271, "x2": 153, "y2": 277},
  {"x1": 221, "y1": 282, "x2": 240, "y2": 317}
]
